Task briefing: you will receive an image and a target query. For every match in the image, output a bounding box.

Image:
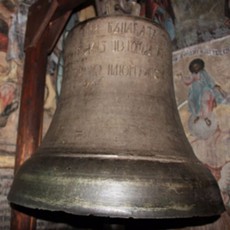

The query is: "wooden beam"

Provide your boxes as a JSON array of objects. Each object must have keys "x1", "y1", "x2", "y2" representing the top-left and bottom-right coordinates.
[
  {"x1": 10, "y1": 44, "x2": 47, "y2": 230},
  {"x1": 10, "y1": 0, "x2": 91, "y2": 229},
  {"x1": 25, "y1": 0, "x2": 90, "y2": 49}
]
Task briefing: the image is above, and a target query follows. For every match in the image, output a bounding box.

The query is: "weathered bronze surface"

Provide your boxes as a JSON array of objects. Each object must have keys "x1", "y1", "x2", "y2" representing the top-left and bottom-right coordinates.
[{"x1": 8, "y1": 16, "x2": 225, "y2": 219}]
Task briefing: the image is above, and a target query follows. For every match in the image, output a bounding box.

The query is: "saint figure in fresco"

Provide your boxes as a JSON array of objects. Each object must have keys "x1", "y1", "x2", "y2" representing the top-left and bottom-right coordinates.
[
  {"x1": 183, "y1": 58, "x2": 226, "y2": 127},
  {"x1": 0, "y1": 1, "x2": 37, "y2": 127},
  {"x1": 95, "y1": 0, "x2": 141, "y2": 16},
  {"x1": 0, "y1": 14, "x2": 18, "y2": 127}
]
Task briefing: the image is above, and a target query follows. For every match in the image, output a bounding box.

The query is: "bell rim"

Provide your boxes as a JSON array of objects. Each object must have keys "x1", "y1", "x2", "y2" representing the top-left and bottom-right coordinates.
[{"x1": 8, "y1": 154, "x2": 225, "y2": 219}]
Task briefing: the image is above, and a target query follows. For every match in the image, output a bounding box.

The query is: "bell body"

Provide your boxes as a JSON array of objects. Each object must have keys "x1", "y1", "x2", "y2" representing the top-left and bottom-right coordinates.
[{"x1": 8, "y1": 16, "x2": 224, "y2": 218}]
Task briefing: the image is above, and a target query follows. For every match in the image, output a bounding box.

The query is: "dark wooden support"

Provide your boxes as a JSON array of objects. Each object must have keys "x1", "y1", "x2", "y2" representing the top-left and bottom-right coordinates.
[
  {"x1": 10, "y1": 44, "x2": 48, "y2": 230},
  {"x1": 13, "y1": 47, "x2": 48, "y2": 173},
  {"x1": 10, "y1": 0, "x2": 90, "y2": 229},
  {"x1": 24, "y1": 0, "x2": 89, "y2": 49},
  {"x1": 145, "y1": 0, "x2": 153, "y2": 19}
]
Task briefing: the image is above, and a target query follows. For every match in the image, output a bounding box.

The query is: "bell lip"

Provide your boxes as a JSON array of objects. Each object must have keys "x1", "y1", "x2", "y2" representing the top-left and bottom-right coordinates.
[
  {"x1": 8, "y1": 203, "x2": 224, "y2": 229},
  {"x1": 7, "y1": 198, "x2": 225, "y2": 219},
  {"x1": 8, "y1": 201, "x2": 225, "y2": 221}
]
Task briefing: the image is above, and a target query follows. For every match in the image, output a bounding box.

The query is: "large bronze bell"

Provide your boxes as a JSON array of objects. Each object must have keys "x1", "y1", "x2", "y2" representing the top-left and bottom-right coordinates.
[{"x1": 8, "y1": 16, "x2": 224, "y2": 219}]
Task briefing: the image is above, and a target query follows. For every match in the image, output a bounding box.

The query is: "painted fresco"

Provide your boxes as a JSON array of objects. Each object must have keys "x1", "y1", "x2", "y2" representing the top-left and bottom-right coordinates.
[
  {"x1": 172, "y1": 0, "x2": 230, "y2": 49},
  {"x1": 0, "y1": 0, "x2": 18, "y2": 155},
  {"x1": 173, "y1": 35, "x2": 230, "y2": 214}
]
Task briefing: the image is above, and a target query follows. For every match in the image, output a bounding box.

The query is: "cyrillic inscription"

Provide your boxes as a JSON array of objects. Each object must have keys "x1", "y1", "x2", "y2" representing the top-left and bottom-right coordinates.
[
  {"x1": 112, "y1": 40, "x2": 154, "y2": 56},
  {"x1": 108, "y1": 21, "x2": 157, "y2": 39},
  {"x1": 107, "y1": 64, "x2": 164, "y2": 79}
]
